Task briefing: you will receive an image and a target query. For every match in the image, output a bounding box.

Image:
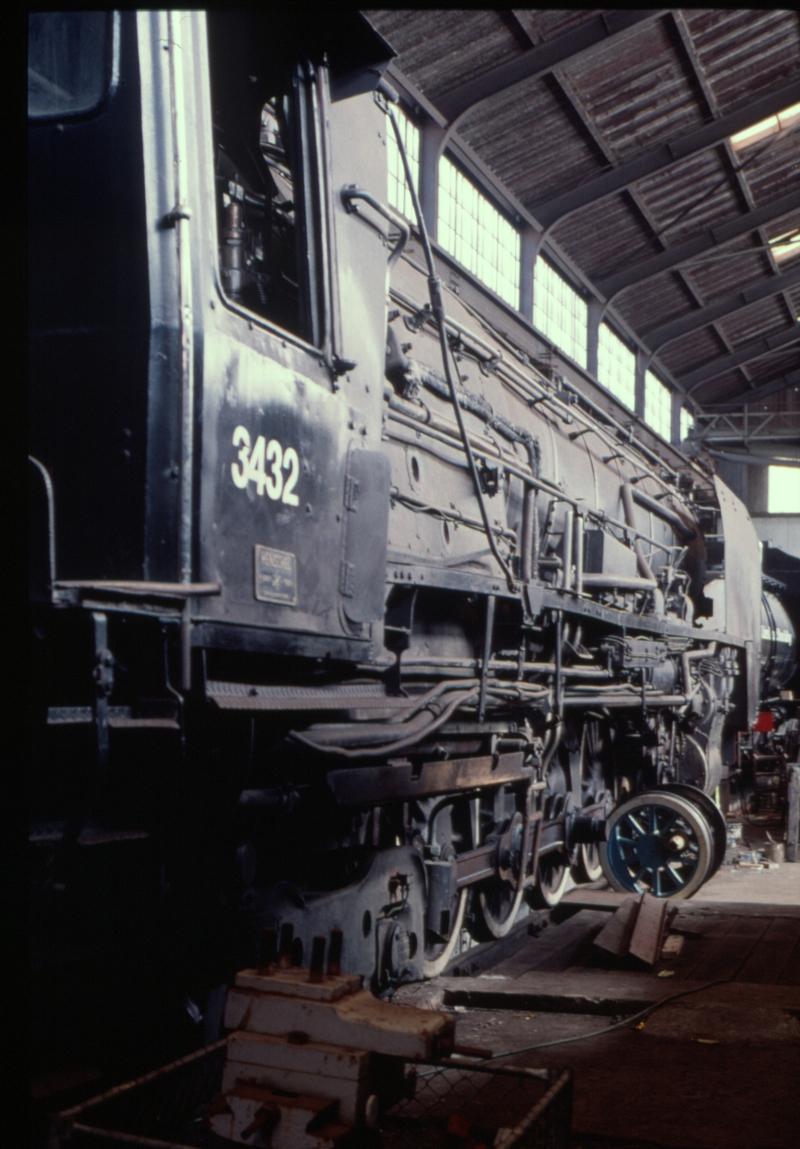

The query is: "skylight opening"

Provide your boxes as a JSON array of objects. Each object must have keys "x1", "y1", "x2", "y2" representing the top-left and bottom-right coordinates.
[
  {"x1": 771, "y1": 229, "x2": 800, "y2": 265},
  {"x1": 729, "y1": 102, "x2": 800, "y2": 152}
]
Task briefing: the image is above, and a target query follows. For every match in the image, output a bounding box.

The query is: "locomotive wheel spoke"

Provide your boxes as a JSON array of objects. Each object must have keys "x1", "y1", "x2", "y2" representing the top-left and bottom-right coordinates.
[
  {"x1": 601, "y1": 791, "x2": 714, "y2": 899},
  {"x1": 628, "y1": 814, "x2": 648, "y2": 837}
]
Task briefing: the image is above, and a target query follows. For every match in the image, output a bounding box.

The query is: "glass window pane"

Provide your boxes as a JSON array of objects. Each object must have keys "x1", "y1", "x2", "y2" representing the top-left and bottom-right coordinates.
[
  {"x1": 680, "y1": 407, "x2": 694, "y2": 441},
  {"x1": 645, "y1": 370, "x2": 672, "y2": 440},
  {"x1": 436, "y1": 157, "x2": 520, "y2": 308},
  {"x1": 598, "y1": 323, "x2": 635, "y2": 410},
  {"x1": 768, "y1": 466, "x2": 800, "y2": 513},
  {"x1": 533, "y1": 258, "x2": 587, "y2": 369},
  {"x1": 28, "y1": 11, "x2": 109, "y2": 119},
  {"x1": 386, "y1": 108, "x2": 420, "y2": 223}
]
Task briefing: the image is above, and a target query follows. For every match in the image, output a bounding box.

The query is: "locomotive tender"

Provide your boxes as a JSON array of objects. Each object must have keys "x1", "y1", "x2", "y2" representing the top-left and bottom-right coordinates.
[{"x1": 29, "y1": 10, "x2": 797, "y2": 1001}]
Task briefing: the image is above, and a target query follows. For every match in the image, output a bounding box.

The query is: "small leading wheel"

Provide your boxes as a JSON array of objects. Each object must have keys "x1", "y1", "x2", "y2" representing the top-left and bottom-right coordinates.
[
  {"x1": 658, "y1": 783, "x2": 727, "y2": 880},
  {"x1": 423, "y1": 887, "x2": 467, "y2": 979},
  {"x1": 533, "y1": 851, "x2": 570, "y2": 907},
  {"x1": 601, "y1": 791, "x2": 714, "y2": 899}
]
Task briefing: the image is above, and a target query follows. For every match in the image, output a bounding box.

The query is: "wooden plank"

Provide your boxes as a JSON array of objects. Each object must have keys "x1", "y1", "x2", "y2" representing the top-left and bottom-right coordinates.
[
  {"x1": 593, "y1": 897, "x2": 641, "y2": 958},
  {"x1": 445, "y1": 914, "x2": 543, "y2": 978},
  {"x1": 562, "y1": 891, "x2": 800, "y2": 918},
  {"x1": 439, "y1": 970, "x2": 800, "y2": 1016},
  {"x1": 490, "y1": 910, "x2": 610, "y2": 977},
  {"x1": 734, "y1": 917, "x2": 800, "y2": 985},
  {"x1": 629, "y1": 894, "x2": 668, "y2": 967},
  {"x1": 667, "y1": 915, "x2": 736, "y2": 981},
  {"x1": 776, "y1": 936, "x2": 800, "y2": 985},
  {"x1": 685, "y1": 916, "x2": 772, "y2": 983}
]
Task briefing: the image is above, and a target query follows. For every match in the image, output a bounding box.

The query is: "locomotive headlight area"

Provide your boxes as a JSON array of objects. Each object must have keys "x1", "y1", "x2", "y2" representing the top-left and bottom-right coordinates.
[{"x1": 29, "y1": 10, "x2": 800, "y2": 1149}]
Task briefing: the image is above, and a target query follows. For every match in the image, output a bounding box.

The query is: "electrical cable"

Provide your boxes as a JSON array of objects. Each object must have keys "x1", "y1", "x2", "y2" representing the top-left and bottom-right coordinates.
[{"x1": 412, "y1": 977, "x2": 730, "y2": 1078}]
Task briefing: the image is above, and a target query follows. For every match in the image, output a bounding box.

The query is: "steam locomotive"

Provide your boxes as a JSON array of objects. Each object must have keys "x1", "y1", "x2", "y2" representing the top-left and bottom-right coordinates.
[{"x1": 29, "y1": 9, "x2": 797, "y2": 1043}]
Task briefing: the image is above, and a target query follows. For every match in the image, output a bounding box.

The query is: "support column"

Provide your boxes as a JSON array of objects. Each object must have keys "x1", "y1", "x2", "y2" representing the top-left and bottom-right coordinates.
[
  {"x1": 587, "y1": 298, "x2": 602, "y2": 379},
  {"x1": 670, "y1": 389, "x2": 683, "y2": 446},
  {"x1": 520, "y1": 227, "x2": 542, "y2": 324},
  {"x1": 634, "y1": 349, "x2": 647, "y2": 421},
  {"x1": 747, "y1": 463, "x2": 769, "y2": 516},
  {"x1": 419, "y1": 119, "x2": 446, "y2": 242}
]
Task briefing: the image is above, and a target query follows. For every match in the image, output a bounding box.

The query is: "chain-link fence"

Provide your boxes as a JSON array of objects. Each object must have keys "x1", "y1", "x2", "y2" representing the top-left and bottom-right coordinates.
[{"x1": 50, "y1": 1042, "x2": 572, "y2": 1149}]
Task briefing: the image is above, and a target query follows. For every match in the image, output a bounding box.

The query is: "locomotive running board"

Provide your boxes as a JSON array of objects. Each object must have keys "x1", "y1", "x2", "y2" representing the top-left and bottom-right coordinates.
[{"x1": 206, "y1": 680, "x2": 412, "y2": 712}]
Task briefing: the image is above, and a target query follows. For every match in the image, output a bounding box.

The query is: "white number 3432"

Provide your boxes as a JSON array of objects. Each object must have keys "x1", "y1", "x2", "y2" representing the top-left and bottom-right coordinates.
[{"x1": 230, "y1": 425, "x2": 300, "y2": 505}]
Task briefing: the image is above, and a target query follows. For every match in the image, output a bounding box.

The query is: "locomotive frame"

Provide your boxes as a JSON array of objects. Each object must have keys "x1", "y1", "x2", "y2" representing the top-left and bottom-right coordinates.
[{"x1": 29, "y1": 9, "x2": 797, "y2": 1053}]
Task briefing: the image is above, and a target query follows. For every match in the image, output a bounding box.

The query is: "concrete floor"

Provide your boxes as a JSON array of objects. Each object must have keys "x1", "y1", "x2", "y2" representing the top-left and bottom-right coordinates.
[
  {"x1": 690, "y1": 823, "x2": 800, "y2": 906},
  {"x1": 398, "y1": 823, "x2": 800, "y2": 1149}
]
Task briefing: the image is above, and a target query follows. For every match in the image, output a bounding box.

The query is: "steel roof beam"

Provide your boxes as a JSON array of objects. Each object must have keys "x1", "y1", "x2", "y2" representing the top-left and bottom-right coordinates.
[
  {"x1": 681, "y1": 323, "x2": 800, "y2": 391},
  {"x1": 644, "y1": 263, "x2": 800, "y2": 350},
  {"x1": 595, "y1": 189, "x2": 800, "y2": 299},
  {"x1": 702, "y1": 368, "x2": 800, "y2": 411},
  {"x1": 435, "y1": 10, "x2": 664, "y2": 124},
  {"x1": 529, "y1": 77, "x2": 800, "y2": 229}
]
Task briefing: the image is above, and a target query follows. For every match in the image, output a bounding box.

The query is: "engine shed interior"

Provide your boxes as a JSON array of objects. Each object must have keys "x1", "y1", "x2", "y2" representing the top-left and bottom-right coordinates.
[{"x1": 27, "y1": 10, "x2": 799, "y2": 1149}]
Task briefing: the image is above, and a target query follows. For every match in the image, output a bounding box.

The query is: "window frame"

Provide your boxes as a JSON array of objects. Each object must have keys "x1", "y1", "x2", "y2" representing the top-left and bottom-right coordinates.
[
  {"x1": 533, "y1": 255, "x2": 589, "y2": 369},
  {"x1": 437, "y1": 153, "x2": 521, "y2": 310},
  {"x1": 207, "y1": 46, "x2": 333, "y2": 357},
  {"x1": 597, "y1": 322, "x2": 636, "y2": 412},
  {"x1": 28, "y1": 11, "x2": 119, "y2": 123}
]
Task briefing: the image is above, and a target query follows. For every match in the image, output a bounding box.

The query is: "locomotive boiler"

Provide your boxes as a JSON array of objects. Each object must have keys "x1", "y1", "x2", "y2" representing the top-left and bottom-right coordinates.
[{"x1": 29, "y1": 7, "x2": 797, "y2": 1032}]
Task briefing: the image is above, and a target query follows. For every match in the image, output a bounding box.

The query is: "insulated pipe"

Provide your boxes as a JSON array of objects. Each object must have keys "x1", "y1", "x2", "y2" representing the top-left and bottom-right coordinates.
[
  {"x1": 621, "y1": 482, "x2": 664, "y2": 614},
  {"x1": 681, "y1": 642, "x2": 717, "y2": 699},
  {"x1": 574, "y1": 513, "x2": 584, "y2": 597},
  {"x1": 520, "y1": 487, "x2": 535, "y2": 583},
  {"x1": 478, "y1": 595, "x2": 496, "y2": 723},
  {"x1": 562, "y1": 509, "x2": 574, "y2": 591}
]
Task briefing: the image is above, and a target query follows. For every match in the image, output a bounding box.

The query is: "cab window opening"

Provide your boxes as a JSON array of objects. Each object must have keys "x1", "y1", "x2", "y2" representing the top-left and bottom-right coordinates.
[{"x1": 207, "y1": 13, "x2": 325, "y2": 346}]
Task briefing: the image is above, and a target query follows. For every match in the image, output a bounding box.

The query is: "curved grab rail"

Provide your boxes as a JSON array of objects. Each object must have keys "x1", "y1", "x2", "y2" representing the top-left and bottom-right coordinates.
[{"x1": 340, "y1": 186, "x2": 410, "y2": 267}]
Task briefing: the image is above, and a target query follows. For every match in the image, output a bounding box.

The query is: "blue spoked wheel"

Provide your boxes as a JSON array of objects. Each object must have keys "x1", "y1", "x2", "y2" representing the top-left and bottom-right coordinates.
[{"x1": 600, "y1": 791, "x2": 714, "y2": 899}]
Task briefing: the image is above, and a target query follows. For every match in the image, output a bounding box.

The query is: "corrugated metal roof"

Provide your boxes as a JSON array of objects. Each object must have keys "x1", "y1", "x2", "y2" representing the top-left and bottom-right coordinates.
[
  {"x1": 525, "y1": 10, "x2": 606, "y2": 44},
  {"x1": 682, "y1": 236, "x2": 772, "y2": 302},
  {"x1": 684, "y1": 9, "x2": 800, "y2": 115},
  {"x1": 561, "y1": 19, "x2": 705, "y2": 162},
  {"x1": 458, "y1": 76, "x2": 604, "y2": 207},
  {"x1": 369, "y1": 8, "x2": 800, "y2": 430},
  {"x1": 549, "y1": 195, "x2": 660, "y2": 282},
  {"x1": 718, "y1": 295, "x2": 791, "y2": 346},
  {"x1": 659, "y1": 327, "x2": 727, "y2": 374},
  {"x1": 365, "y1": 10, "x2": 525, "y2": 102},
  {"x1": 635, "y1": 151, "x2": 744, "y2": 247},
  {"x1": 611, "y1": 272, "x2": 696, "y2": 335}
]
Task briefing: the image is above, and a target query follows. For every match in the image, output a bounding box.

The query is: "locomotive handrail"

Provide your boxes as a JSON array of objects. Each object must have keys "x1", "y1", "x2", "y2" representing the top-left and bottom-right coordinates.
[
  {"x1": 53, "y1": 580, "x2": 221, "y2": 598},
  {"x1": 340, "y1": 186, "x2": 409, "y2": 267}
]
